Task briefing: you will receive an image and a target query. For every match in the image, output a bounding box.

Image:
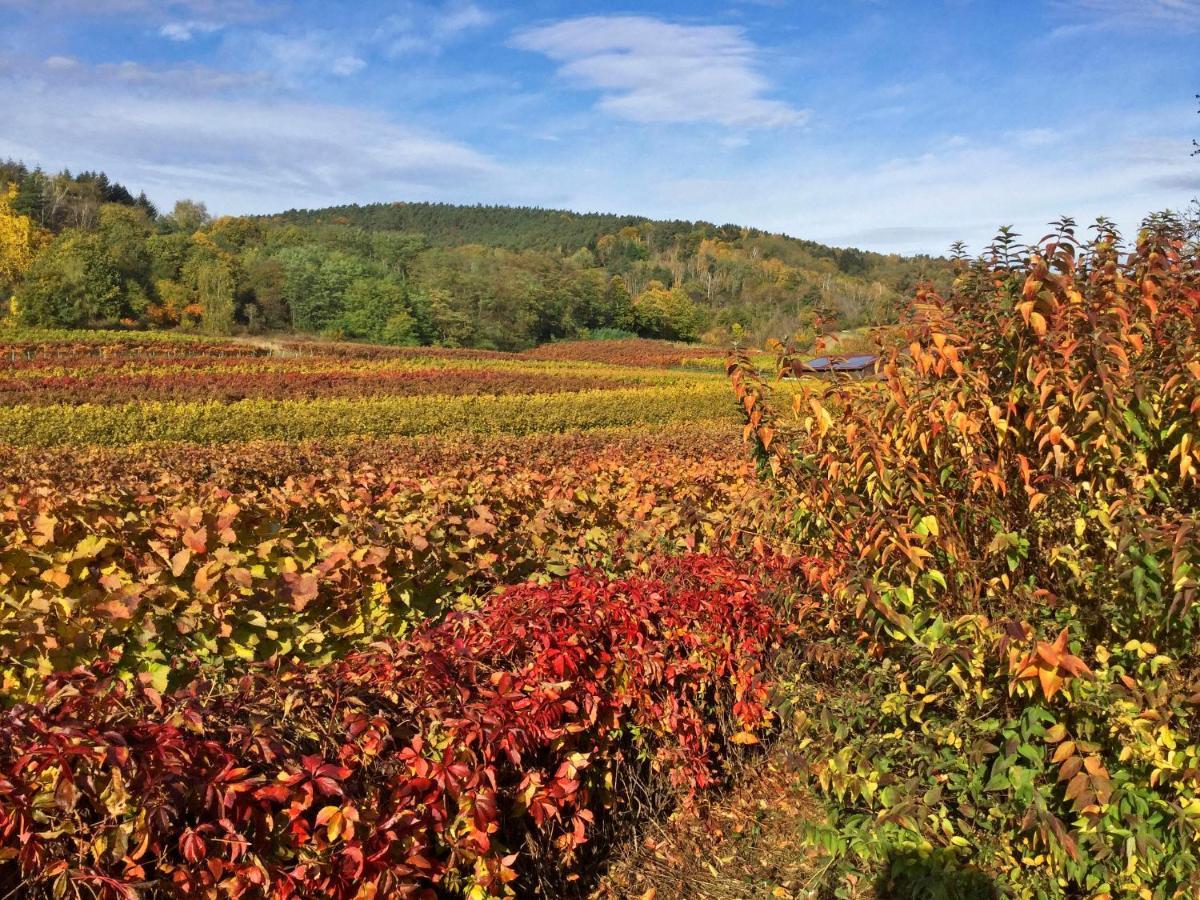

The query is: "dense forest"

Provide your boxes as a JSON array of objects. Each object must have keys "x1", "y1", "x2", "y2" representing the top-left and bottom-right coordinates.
[{"x1": 1, "y1": 160, "x2": 951, "y2": 350}]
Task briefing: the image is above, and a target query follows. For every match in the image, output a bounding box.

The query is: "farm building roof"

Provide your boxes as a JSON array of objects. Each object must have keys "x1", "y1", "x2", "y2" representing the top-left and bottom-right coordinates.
[{"x1": 802, "y1": 354, "x2": 879, "y2": 372}]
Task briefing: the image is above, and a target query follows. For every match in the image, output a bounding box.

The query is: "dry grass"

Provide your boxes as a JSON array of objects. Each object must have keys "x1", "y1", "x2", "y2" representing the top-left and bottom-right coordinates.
[{"x1": 594, "y1": 743, "x2": 825, "y2": 900}]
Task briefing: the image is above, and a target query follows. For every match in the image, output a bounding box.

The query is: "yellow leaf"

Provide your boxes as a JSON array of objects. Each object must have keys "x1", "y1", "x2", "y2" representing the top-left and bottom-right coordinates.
[
  {"x1": 731, "y1": 731, "x2": 760, "y2": 745},
  {"x1": 809, "y1": 398, "x2": 833, "y2": 437}
]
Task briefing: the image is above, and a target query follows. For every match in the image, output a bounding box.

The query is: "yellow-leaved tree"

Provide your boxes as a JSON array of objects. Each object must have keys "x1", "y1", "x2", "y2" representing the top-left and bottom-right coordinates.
[{"x1": 0, "y1": 184, "x2": 46, "y2": 316}]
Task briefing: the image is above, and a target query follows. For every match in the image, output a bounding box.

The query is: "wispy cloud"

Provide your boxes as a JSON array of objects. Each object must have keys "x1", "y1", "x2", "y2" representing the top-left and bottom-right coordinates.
[
  {"x1": 710, "y1": 124, "x2": 1196, "y2": 253},
  {"x1": 0, "y1": 0, "x2": 273, "y2": 46},
  {"x1": 40, "y1": 55, "x2": 264, "y2": 92},
  {"x1": 376, "y1": 1, "x2": 496, "y2": 57},
  {"x1": 230, "y1": 31, "x2": 368, "y2": 81},
  {"x1": 1007, "y1": 128, "x2": 1061, "y2": 148},
  {"x1": 43, "y1": 55, "x2": 80, "y2": 71},
  {"x1": 1054, "y1": 0, "x2": 1200, "y2": 31},
  {"x1": 1, "y1": 58, "x2": 501, "y2": 213},
  {"x1": 0, "y1": 0, "x2": 270, "y2": 19},
  {"x1": 512, "y1": 16, "x2": 808, "y2": 128},
  {"x1": 435, "y1": 2, "x2": 492, "y2": 36}
]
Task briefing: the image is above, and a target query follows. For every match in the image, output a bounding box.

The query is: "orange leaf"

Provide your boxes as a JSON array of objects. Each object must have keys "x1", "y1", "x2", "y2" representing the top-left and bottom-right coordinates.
[
  {"x1": 1051, "y1": 741, "x2": 1076, "y2": 764},
  {"x1": 171, "y1": 549, "x2": 192, "y2": 578},
  {"x1": 1064, "y1": 771, "x2": 1089, "y2": 802},
  {"x1": 183, "y1": 527, "x2": 208, "y2": 554},
  {"x1": 1058, "y1": 756, "x2": 1084, "y2": 782},
  {"x1": 1038, "y1": 665, "x2": 1064, "y2": 700}
]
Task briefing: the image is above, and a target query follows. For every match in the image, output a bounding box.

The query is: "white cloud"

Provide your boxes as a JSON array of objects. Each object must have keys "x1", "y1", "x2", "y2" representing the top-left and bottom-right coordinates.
[
  {"x1": 436, "y1": 2, "x2": 492, "y2": 36},
  {"x1": 108, "y1": 61, "x2": 262, "y2": 91},
  {"x1": 512, "y1": 15, "x2": 808, "y2": 128},
  {"x1": 1009, "y1": 128, "x2": 1061, "y2": 148},
  {"x1": 0, "y1": 60, "x2": 501, "y2": 215},
  {"x1": 493, "y1": 100, "x2": 1196, "y2": 256},
  {"x1": 160, "y1": 20, "x2": 225, "y2": 41},
  {"x1": 711, "y1": 124, "x2": 1197, "y2": 253},
  {"x1": 43, "y1": 55, "x2": 80, "y2": 70},
  {"x1": 239, "y1": 31, "x2": 368, "y2": 80},
  {"x1": 0, "y1": 0, "x2": 147, "y2": 9},
  {"x1": 0, "y1": 0, "x2": 269, "y2": 18},
  {"x1": 331, "y1": 55, "x2": 366, "y2": 77},
  {"x1": 40, "y1": 55, "x2": 263, "y2": 92}
]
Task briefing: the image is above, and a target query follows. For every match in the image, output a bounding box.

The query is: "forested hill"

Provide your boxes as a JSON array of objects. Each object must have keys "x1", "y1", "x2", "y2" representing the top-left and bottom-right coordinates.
[
  {"x1": 2, "y1": 159, "x2": 952, "y2": 350},
  {"x1": 268, "y1": 203, "x2": 646, "y2": 252},
  {"x1": 266, "y1": 201, "x2": 906, "y2": 273},
  {"x1": 261, "y1": 200, "x2": 951, "y2": 339}
]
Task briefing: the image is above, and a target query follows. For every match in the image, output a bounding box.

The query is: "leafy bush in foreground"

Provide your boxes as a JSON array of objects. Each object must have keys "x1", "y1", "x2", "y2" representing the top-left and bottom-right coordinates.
[
  {"x1": 731, "y1": 218, "x2": 1200, "y2": 897},
  {"x1": 0, "y1": 555, "x2": 794, "y2": 898}
]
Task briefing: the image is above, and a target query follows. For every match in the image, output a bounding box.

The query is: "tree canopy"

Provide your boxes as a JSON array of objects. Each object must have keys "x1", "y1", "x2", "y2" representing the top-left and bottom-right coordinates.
[{"x1": 0, "y1": 160, "x2": 951, "y2": 348}]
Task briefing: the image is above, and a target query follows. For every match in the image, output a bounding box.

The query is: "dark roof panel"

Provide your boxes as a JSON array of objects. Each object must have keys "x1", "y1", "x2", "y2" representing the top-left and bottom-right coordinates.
[
  {"x1": 833, "y1": 354, "x2": 879, "y2": 370},
  {"x1": 802, "y1": 354, "x2": 879, "y2": 372}
]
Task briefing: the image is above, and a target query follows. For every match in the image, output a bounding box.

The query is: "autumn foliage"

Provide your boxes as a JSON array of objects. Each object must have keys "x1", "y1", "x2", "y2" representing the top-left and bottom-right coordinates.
[
  {"x1": 0, "y1": 323, "x2": 798, "y2": 897},
  {"x1": 729, "y1": 217, "x2": 1200, "y2": 896},
  {"x1": 521, "y1": 338, "x2": 721, "y2": 368},
  {"x1": 0, "y1": 426, "x2": 780, "y2": 699},
  {"x1": 0, "y1": 186, "x2": 46, "y2": 295},
  {"x1": 0, "y1": 555, "x2": 794, "y2": 898}
]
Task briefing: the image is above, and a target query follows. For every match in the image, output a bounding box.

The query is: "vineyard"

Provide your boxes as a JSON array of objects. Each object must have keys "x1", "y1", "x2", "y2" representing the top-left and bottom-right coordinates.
[
  {"x1": 2, "y1": 215, "x2": 1200, "y2": 900},
  {"x1": 0, "y1": 338, "x2": 745, "y2": 445},
  {"x1": 0, "y1": 335, "x2": 815, "y2": 898}
]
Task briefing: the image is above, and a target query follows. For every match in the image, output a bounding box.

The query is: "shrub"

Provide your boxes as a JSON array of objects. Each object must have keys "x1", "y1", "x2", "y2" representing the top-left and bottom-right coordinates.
[
  {"x1": 0, "y1": 555, "x2": 794, "y2": 898},
  {"x1": 730, "y1": 217, "x2": 1200, "y2": 897}
]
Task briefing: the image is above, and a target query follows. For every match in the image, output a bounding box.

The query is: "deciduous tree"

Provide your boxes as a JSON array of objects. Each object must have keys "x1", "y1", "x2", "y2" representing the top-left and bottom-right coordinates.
[{"x1": 0, "y1": 184, "x2": 45, "y2": 308}]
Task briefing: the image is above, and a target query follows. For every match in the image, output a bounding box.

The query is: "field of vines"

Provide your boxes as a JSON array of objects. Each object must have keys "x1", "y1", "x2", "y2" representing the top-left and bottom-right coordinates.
[
  {"x1": 0, "y1": 334, "x2": 819, "y2": 898},
  {"x1": 3, "y1": 217, "x2": 1199, "y2": 900}
]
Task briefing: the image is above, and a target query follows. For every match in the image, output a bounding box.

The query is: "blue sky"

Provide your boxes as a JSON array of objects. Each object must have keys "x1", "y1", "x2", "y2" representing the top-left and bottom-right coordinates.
[{"x1": 0, "y1": 0, "x2": 1196, "y2": 254}]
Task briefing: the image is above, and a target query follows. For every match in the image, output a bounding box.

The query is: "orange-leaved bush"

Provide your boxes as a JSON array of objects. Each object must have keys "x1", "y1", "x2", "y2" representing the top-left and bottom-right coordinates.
[{"x1": 730, "y1": 216, "x2": 1200, "y2": 897}]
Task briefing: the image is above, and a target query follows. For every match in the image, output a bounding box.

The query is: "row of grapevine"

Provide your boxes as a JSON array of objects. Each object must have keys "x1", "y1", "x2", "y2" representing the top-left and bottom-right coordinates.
[
  {"x1": 521, "y1": 338, "x2": 723, "y2": 367},
  {"x1": 0, "y1": 332, "x2": 722, "y2": 368},
  {"x1": 0, "y1": 382, "x2": 750, "y2": 445},
  {"x1": 0, "y1": 425, "x2": 785, "y2": 699},
  {"x1": 3, "y1": 349, "x2": 717, "y2": 380},
  {"x1": 0, "y1": 367, "x2": 675, "y2": 405}
]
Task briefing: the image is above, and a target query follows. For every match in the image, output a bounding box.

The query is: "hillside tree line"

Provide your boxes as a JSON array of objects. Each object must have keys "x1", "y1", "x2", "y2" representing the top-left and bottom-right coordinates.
[{"x1": 1, "y1": 161, "x2": 949, "y2": 350}]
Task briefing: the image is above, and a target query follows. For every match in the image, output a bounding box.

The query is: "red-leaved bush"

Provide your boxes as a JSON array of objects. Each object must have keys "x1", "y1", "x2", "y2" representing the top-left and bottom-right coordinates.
[{"x1": 0, "y1": 554, "x2": 796, "y2": 899}]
